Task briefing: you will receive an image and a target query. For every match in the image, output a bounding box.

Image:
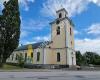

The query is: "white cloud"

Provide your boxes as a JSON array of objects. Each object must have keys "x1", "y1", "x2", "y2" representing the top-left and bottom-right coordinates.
[
  {"x1": 41, "y1": 0, "x2": 100, "y2": 17},
  {"x1": 87, "y1": 23, "x2": 100, "y2": 35},
  {"x1": 21, "y1": 19, "x2": 49, "y2": 31},
  {"x1": 25, "y1": 41, "x2": 36, "y2": 44},
  {"x1": 75, "y1": 38, "x2": 100, "y2": 54},
  {"x1": 74, "y1": 30, "x2": 80, "y2": 35},
  {"x1": 33, "y1": 34, "x2": 51, "y2": 42},
  {"x1": 0, "y1": 0, "x2": 8, "y2": 3},
  {"x1": 0, "y1": 0, "x2": 35, "y2": 11},
  {"x1": 20, "y1": 18, "x2": 50, "y2": 43},
  {"x1": 20, "y1": 30, "x2": 30, "y2": 38},
  {"x1": 41, "y1": 0, "x2": 89, "y2": 17},
  {"x1": 20, "y1": 34, "x2": 50, "y2": 45},
  {"x1": 0, "y1": 0, "x2": 9, "y2": 9},
  {"x1": 89, "y1": 0, "x2": 100, "y2": 6},
  {"x1": 75, "y1": 23, "x2": 100, "y2": 54},
  {"x1": 19, "y1": 40, "x2": 36, "y2": 45},
  {"x1": 19, "y1": 0, "x2": 35, "y2": 11}
]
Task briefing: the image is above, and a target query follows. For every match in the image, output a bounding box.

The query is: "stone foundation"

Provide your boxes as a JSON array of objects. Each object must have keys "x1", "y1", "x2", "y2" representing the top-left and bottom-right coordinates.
[{"x1": 24, "y1": 64, "x2": 69, "y2": 69}]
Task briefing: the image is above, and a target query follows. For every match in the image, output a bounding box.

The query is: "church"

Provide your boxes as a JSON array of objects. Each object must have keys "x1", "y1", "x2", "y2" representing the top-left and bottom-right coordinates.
[{"x1": 7, "y1": 8, "x2": 76, "y2": 68}]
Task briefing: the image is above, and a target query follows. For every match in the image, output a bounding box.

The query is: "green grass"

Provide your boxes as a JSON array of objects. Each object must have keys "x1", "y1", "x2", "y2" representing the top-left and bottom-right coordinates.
[{"x1": 0, "y1": 64, "x2": 22, "y2": 70}]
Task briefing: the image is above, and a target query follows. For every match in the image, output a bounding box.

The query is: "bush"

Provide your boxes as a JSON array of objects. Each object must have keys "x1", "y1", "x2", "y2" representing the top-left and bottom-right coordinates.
[{"x1": 17, "y1": 53, "x2": 25, "y2": 68}]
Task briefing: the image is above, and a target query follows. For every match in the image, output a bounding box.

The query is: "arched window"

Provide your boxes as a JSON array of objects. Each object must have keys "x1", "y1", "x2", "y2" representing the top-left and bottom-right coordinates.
[
  {"x1": 25, "y1": 53, "x2": 27, "y2": 61},
  {"x1": 37, "y1": 52, "x2": 40, "y2": 61},
  {"x1": 59, "y1": 13, "x2": 62, "y2": 18},
  {"x1": 57, "y1": 52, "x2": 60, "y2": 62},
  {"x1": 31, "y1": 52, "x2": 33, "y2": 58},
  {"x1": 12, "y1": 54, "x2": 14, "y2": 60},
  {"x1": 71, "y1": 41, "x2": 72, "y2": 46},
  {"x1": 56, "y1": 26, "x2": 60, "y2": 35},
  {"x1": 16, "y1": 54, "x2": 18, "y2": 60},
  {"x1": 65, "y1": 14, "x2": 66, "y2": 17},
  {"x1": 70, "y1": 27, "x2": 72, "y2": 35}
]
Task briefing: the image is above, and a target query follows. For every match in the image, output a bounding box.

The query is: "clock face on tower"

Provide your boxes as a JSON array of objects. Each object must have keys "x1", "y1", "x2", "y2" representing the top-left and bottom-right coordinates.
[{"x1": 56, "y1": 20, "x2": 60, "y2": 24}]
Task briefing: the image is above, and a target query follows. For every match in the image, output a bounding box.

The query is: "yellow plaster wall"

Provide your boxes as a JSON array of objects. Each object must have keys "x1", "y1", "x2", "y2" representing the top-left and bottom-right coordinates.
[
  {"x1": 34, "y1": 48, "x2": 44, "y2": 64},
  {"x1": 51, "y1": 22, "x2": 66, "y2": 48},
  {"x1": 27, "y1": 44, "x2": 34, "y2": 63},
  {"x1": 66, "y1": 20, "x2": 74, "y2": 49},
  {"x1": 45, "y1": 48, "x2": 67, "y2": 65}
]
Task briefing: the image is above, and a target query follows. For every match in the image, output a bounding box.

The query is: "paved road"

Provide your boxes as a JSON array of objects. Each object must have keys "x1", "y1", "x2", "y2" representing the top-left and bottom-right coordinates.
[{"x1": 0, "y1": 71, "x2": 100, "y2": 80}]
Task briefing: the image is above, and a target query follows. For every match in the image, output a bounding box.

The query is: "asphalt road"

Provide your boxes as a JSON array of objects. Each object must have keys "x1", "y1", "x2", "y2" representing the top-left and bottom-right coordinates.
[{"x1": 0, "y1": 71, "x2": 100, "y2": 80}]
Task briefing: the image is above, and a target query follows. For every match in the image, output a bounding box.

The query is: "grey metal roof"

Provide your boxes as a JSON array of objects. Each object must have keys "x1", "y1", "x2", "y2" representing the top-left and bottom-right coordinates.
[{"x1": 15, "y1": 41, "x2": 51, "y2": 51}]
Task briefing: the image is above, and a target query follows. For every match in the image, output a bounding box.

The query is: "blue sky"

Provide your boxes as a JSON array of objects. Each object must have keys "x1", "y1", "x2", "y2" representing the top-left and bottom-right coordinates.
[{"x1": 0, "y1": 0, "x2": 100, "y2": 54}]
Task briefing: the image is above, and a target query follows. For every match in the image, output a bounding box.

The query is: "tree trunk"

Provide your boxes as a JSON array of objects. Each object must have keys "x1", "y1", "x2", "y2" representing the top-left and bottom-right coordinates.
[{"x1": 0, "y1": 54, "x2": 4, "y2": 67}]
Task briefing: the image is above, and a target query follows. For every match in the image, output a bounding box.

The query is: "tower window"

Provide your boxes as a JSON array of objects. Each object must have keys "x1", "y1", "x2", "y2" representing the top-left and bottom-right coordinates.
[
  {"x1": 37, "y1": 52, "x2": 40, "y2": 61},
  {"x1": 70, "y1": 27, "x2": 72, "y2": 35},
  {"x1": 56, "y1": 26, "x2": 60, "y2": 35},
  {"x1": 59, "y1": 13, "x2": 62, "y2": 18},
  {"x1": 57, "y1": 52, "x2": 60, "y2": 62}
]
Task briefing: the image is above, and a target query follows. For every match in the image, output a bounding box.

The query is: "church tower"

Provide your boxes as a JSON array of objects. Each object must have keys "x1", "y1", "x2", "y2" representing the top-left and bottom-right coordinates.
[{"x1": 50, "y1": 8, "x2": 76, "y2": 66}]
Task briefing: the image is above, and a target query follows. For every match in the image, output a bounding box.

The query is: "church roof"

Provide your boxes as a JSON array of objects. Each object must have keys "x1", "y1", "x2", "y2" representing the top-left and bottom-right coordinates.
[
  {"x1": 56, "y1": 8, "x2": 68, "y2": 14},
  {"x1": 15, "y1": 41, "x2": 51, "y2": 51}
]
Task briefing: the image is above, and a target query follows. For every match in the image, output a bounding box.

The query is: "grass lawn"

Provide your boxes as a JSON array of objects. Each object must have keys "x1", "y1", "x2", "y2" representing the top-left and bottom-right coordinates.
[
  {"x1": 0, "y1": 64, "x2": 61, "y2": 72},
  {"x1": 0, "y1": 64, "x2": 50, "y2": 72},
  {"x1": 0, "y1": 64, "x2": 23, "y2": 70}
]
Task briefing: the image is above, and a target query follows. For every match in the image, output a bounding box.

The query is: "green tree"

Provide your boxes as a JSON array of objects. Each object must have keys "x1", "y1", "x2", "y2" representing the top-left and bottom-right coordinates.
[
  {"x1": 0, "y1": 0, "x2": 20, "y2": 67},
  {"x1": 76, "y1": 51, "x2": 84, "y2": 65},
  {"x1": 83, "y1": 52, "x2": 100, "y2": 65},
  {"x1": 0, "y1": 15, "x2": 5, "y2": 67},
  {"x1": 94, "y1": 59, "x2": 100, "y2": 65},
  {"x1": 0, "y1": 15, "x2": 2, "y2": 65},
  {"x1": 17, "y1": 53, "x2": 25, "y2": 68}
]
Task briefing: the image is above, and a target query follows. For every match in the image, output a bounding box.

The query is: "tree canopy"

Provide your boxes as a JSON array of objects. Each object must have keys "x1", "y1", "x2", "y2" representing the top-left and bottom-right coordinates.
[
  {"x1": 76, "y1": 51, "x2": 84, "y2": 65},
  {"x1": 83, "y1": 52, "x2": 100, "y2": 65},
  {"x1": 0, "y1": 0, "x2": 20, "y2": 67},
  {"x1": 76, "y1": 51, "x2": 100, "y2": 66}
]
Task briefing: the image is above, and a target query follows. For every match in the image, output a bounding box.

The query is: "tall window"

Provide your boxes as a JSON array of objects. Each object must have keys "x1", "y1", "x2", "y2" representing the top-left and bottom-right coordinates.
[
  {"x1": 16, "y1": 54, "x2": 18, "y2": 60},
  {"x1": 25, "y1": 53, "x2": 27, "y2": 61},
  {"x1": 12, "y1": 54, "x2": 14, "y2": 60},
  {"x1": 65, "y1": 14, "x2": 66, "y2": 17},
  {"x1": 72, "y1": 57, "x2": 74, "y2": 65},
  {"x1": 31, "y1": 52, "x2": 33, "y2": 58},
  {"x1": 57, "y1": 52, "x2": 60, "y2": 62},
  {"x1": 37, "y1": 52, "x2": 40, "y2": 61},
  {"x1": 56, "y1": 26, "x2": 60, "y2": 35},
  {"x1": 59, "y1": 13, "x2": 62, "y2": 18},
  {"x1": 70, "y1": 27, "x2": 72, "y2": 35},
  {"x1": 71, "y1": 41, "x2": 72, "y2": 46}
]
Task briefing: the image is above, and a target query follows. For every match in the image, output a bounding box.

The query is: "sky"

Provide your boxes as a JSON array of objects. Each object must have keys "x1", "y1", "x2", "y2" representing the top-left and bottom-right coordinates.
[{"x1": 0, "y1": 0, "x2": 100, "y2": 54}]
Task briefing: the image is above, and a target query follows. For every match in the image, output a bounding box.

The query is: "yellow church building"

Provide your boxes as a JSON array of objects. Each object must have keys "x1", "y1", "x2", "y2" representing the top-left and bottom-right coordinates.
[{"x1": 7, "y1": 8, "x2": 76, "y2": 68}]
